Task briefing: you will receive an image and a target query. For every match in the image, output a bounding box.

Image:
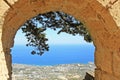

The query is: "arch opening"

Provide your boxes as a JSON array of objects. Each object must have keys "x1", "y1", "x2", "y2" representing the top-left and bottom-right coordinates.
[
  {"x1": 11, "y1": 10, "x2": 95, "y2": 64},
  {"x1": 11, "y1": 15, "x2": 94, "y2": 80}
]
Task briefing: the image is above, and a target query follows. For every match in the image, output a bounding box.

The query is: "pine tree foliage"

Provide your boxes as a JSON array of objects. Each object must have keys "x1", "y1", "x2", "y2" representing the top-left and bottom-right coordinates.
[{"x1": 21, "y1": 11, "x2": 92, "y2": 55}]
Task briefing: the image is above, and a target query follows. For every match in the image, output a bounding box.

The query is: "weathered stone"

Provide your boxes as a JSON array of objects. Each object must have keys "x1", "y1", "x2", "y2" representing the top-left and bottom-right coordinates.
[
  {"x1": 0, "y1": 0, "x2": 120, "y2": 80},
  {"x1": 95, "y1": 49, "x2": 113, "y2": 74},
  {"x1": 95, "y1": 69, "x2": 102, "y2": 80},
  {"x1": 95, "y1": 69, "x2": 119, "y2": 80},
  {"x1": 101, "y1": 71, "x2": 119, "y2": 80},
  {"x1": 113, "y1": 50, "x2": 120, "y2": 77},
  {"x1": 97, "y1": 0, "x2": 120, "y2": 27}
]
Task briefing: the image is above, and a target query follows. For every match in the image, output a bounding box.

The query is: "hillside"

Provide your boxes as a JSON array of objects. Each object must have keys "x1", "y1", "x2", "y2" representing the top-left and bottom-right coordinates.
[{"x1": 12, "y1": 62, "x2": 95, "y2": 80}]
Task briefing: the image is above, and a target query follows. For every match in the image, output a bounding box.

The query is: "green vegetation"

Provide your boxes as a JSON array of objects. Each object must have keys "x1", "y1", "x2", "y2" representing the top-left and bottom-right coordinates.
[{"x1": 21, "y1": 11, "x2": 92, "y2": 55}]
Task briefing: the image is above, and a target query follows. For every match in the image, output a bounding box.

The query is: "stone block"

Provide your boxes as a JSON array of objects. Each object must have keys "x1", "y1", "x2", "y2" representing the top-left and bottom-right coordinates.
[
  {"x1": 113, "y1": 50, "x2": 120, "y2": 77},
  {"x1": 95, "y1": 69, "x2": 102, "y2": 80},
  {"x1": 101, "y1": 72, "x2": 118, "y2": 80},
  {"x1": 95, "y1": 49, "x2": 113, "y2": 74},
  {"x1": 95, "y1": 69, "x2": 119, "y2": 80}
]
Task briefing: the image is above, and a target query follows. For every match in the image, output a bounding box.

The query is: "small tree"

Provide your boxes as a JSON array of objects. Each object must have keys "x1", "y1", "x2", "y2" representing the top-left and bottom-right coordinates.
[{"x1": 21, "y1": 11, "x2": 92, "y2": 55}]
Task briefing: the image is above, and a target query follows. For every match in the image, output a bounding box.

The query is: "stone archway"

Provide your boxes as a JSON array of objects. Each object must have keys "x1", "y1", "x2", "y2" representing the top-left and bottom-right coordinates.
[{"x1": 0, "y1": 0, "x2": 120, "y2": 80}]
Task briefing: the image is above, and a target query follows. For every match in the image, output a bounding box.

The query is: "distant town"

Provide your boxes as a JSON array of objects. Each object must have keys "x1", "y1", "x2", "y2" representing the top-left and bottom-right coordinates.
[{"x1": 12, "y1": 62, "x2": 95, "y2": 80}]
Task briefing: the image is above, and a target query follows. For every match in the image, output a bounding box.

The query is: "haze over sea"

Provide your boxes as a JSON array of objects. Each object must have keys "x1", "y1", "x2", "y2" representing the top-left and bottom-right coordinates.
[{"x1": 12, "y1": 44, "x2": 95, "y2": 66}]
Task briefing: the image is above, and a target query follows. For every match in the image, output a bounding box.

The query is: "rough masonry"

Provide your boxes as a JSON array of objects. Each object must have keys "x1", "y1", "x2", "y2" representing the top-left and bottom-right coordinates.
[{"x1": 0, "y1": 0, "x2": 120, "y2": 80}]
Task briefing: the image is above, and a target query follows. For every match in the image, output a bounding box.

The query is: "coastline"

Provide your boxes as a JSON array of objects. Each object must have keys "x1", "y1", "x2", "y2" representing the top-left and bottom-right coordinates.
[{"x1": 12, "y1": 62, "x2": 95, "y2": 80}]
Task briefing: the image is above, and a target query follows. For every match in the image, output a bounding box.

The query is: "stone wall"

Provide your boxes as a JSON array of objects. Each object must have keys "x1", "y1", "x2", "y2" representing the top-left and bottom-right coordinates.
[{"x1": 0, "y1": 0, "x2": 120, "y2": 80}]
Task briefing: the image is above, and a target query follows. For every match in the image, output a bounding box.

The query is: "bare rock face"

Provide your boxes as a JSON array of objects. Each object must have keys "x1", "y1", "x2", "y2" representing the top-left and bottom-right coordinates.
[{"x1": 0, "y1": 0, "x2": 120, "y2": 80}]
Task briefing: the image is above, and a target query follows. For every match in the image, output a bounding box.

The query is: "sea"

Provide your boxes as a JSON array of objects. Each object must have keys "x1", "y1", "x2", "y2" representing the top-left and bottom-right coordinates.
[{"x1": 11, "y1": 44, "x2": 95, "y2": 66}]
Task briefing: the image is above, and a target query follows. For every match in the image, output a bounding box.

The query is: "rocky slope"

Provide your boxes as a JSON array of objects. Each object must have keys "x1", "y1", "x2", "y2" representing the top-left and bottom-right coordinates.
[{"x1": 12, "y1": 62, "x2": 95, "y2": 80}]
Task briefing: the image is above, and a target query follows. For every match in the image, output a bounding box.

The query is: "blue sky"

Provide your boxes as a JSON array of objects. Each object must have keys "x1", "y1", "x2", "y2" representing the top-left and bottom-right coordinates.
[{"x1": 14, "y1": 28, "x2": 93, "y2": 46}]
